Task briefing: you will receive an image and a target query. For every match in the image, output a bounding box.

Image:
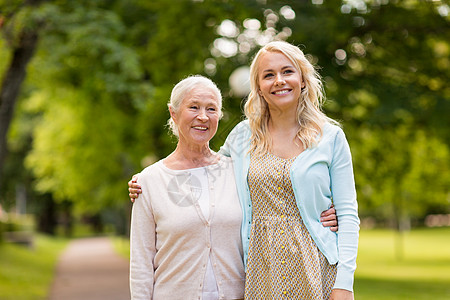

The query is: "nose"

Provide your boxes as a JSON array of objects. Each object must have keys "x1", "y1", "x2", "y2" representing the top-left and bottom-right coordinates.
[
  {"x1": 275, "y1": 74, "x2": 285, "y2": 86},
  {"x1": 197, "y1": 109, "x2": 208, "y2": 121}
]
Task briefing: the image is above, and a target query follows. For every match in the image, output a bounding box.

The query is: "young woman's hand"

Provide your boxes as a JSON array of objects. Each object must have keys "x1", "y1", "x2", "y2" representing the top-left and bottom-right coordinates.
[
  {"x1": 320, "y1": 205, "x2": 338, "y2": 232},
  {"x1": 128, "y1": 175, "x2": 141, "y2": 203}
]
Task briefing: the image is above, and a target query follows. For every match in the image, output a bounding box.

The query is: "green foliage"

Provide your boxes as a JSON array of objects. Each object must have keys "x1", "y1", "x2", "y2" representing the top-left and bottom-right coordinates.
[
  {"x1": 1, "y1": 0, "x2": 449, "y2": 225},
  {"x1": 351, "y1": 123, "x2": 449, "y2": 224},
  {"x1": 24, "y1": 88, "x2": 134, "y2": 214},
  {"x1": 20, "y1": 1, "x2": 152, "y2": 214},
  {"x1": 0, "y1": 234, "x2": 68, "y2": 300},
  {"x1": 0, "y1": 39, "x2": 11, "y2": 82}
]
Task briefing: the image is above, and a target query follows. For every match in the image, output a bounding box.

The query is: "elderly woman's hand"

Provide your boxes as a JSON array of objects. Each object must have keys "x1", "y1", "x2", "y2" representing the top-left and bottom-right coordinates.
[
  {"x1": 320, "y1": 205, "x2": 338, "y2": 232},
  {"x1": 329, "y1": 289, "x2": 354, "y2": 300},
  {"x1": 128, "y1": 175, "x2": 141, "y2": 203}
]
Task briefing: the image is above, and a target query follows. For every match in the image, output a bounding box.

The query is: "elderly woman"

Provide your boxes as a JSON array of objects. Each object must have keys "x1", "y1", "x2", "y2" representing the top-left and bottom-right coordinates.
[{"x1": 129, "y1": 75, "x2": 245, "y2": 300}]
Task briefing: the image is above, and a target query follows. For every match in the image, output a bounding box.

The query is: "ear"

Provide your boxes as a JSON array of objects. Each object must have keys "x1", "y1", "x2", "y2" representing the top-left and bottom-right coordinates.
[
  {"x1": 301, "y1": 81, "x2": 306, "y2": 89},
  {"x1": 169, "y1": 106, "x2": 177, "y2": 123}
]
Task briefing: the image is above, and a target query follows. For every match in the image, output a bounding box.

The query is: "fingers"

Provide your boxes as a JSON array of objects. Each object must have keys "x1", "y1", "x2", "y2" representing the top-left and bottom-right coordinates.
[
  {"x1": 128, "y1": 175, "x2": 139, "y2": 187},
  {"x1": 129, "y1": 193, "x2": 138, "y2": 203},
  {"x1": 321, "y1": 219, "x2": 337, "y2": 227},
  {"x1": 320, "y1": 206, "x2": 336, "y2": 217},
  {"x1": 320, "y1": 213, "x2": 336, "y2": 222},
  {"x1": 128, "y1": 175, "x2": 141, "y2": 191},
  {"x1": 128, "y1": 186, "x2": 141, "y2": 202},
  {"x1": 320, "y1": 205, "x2": 338, "y2": 231},
  {"x1": 129, "y1": 188, "x2": 140, "y2": 202},
  {"x1": 321, "y1": 220, "x2": 338, "y2": 232},
  {"x1": 129, "y1": 187, "x2": 141, "y2": 193},
  {"x1": 128, "y1": 174, "x2": 141, "y2": 203}
]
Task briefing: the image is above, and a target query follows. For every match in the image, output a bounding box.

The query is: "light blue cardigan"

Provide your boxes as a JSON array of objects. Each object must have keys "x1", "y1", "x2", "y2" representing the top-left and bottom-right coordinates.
[{"x1": 219, "y1": 120, "x2": 360, "y2": 292}]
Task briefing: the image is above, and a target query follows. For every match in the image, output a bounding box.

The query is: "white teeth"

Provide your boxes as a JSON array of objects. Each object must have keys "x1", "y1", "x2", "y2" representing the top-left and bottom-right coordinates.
[
  {"x1": 274, "y1": 90, "x2": 290, "y2": 95},
  {"x1": 193, "y1": 126, "x2": 207, "y2": 131}
]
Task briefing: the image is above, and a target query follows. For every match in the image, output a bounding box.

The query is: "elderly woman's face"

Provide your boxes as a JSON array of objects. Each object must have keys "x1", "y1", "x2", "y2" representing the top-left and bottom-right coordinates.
[{"x1": 172, "y1": 86, "x2": 221, "y2": 147}]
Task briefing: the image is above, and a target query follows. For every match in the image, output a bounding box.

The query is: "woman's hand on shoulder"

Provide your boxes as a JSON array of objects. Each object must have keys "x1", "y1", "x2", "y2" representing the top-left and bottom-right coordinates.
[
  {"x1": 329, "y1": 289, "x2": 354, "y2": 300},
  {"x1": 128, "y1": 174, "x2": 142, "y2": 203},
  {"x1": 320, "y1": 205, "x2": 338, "y2": 232}
]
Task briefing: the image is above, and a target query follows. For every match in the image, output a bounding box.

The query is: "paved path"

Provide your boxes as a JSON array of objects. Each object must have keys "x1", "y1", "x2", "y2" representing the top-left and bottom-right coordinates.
[{"x1": 49, "y1": 237, "x2": 130, "y2": 300}]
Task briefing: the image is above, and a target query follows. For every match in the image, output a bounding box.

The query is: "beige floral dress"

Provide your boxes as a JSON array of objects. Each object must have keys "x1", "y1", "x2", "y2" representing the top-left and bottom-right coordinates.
[{"x1": 244, "y1": 152, "x2": 337, "y2": 300}]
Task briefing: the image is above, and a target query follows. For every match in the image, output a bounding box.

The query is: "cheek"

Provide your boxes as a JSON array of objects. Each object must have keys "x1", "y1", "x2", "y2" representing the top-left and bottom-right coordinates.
[
  {"x1": 210, "y1": 117, "x2": 219, "y2": 130},
  {"x1": 259, "y1": 81, "x2": 270, "y2": 92},
  {"x1": 211, "y1": 117, "x2": 220, "y2": 128}
]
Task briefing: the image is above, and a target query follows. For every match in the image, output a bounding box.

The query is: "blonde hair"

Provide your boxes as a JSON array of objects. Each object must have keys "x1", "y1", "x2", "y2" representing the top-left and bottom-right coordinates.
[
  {"x1": 168, "y1": 75, "x2": 223, "y2": 137},
  {"x1": 244, "y1": 41, "x2": 338, "y2": 156}
]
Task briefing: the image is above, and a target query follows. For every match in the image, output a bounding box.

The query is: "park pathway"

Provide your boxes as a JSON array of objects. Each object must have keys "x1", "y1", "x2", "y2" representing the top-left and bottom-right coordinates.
[{"x1": 49, "y1": 237, "x2": 130, "y2": 300}]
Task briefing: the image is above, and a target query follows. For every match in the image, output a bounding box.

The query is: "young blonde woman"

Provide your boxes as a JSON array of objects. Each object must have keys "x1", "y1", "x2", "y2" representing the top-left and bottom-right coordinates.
[
  {"x1": 220, "y1": 41, "x2": 359, "y2": 299},
  {"x1": 128, "y1": 42, "x2": 355, "y2": 300}
]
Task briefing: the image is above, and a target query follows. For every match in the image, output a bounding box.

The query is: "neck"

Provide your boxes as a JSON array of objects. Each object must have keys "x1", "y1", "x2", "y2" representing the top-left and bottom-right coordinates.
[
  {"x1": 267, "y1": 108, "x2": 305, "y2": 159},
  {"x1": 165, "y1": 141, "x2": 217, "y2": 170},
  {"x1": 268, "y1": 107, "x2": 299, "y2": 132}
]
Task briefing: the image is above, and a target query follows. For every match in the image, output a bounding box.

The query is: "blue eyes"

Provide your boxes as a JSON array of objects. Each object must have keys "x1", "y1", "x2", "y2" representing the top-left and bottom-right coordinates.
[
  {"x1": 263, "y1": 70, "x2": 294, "y2": 78},
  {"x1": 189, "y1": 106, "x2": 216, "y2": 111}
]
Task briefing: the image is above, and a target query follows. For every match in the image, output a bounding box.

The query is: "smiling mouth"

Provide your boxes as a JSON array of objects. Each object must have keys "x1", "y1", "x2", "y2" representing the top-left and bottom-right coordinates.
[
  {"x1": 192, "y1": 126, "x2": 208, "y2": 131},
  {"x1": 272, "y1": 89, "x2": 292, "y2": 95}
]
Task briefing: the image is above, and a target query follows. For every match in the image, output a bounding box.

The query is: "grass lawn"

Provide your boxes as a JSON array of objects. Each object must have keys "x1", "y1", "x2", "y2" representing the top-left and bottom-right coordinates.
[
  {"x1": 0, "y1": 234, "x2": 68, "y2": 300},
  {"x1": 355, "y1": 227, "x2": 450, "y2": 299},
  {"x1": 1, "y1": 228, "x2": 448, "y2": 299}
]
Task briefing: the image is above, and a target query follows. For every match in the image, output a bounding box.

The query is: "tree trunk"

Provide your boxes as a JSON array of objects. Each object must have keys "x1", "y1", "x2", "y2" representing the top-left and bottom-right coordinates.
[
  {"x1": 0, "y1": 0, "x2": 45, "y2": 187},
  {"x1": 36, "y1": 193, "x2": 57, "y2": 235}
]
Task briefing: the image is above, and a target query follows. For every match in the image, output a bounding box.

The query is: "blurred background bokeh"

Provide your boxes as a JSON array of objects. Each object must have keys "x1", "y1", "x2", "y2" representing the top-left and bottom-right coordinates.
[{"x1": 0, "y1": 0, "x2": 449, "y2": 299}]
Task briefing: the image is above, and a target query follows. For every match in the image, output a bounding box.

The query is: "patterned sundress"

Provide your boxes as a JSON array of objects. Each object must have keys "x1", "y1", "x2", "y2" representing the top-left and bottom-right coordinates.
[{"x1": 244, "y1": 152, "x2": 337, "y2": 300}]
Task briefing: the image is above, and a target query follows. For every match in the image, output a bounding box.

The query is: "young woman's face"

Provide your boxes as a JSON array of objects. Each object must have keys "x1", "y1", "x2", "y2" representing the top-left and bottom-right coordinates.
[
  {"x1": 257, "y1": 51, "x2": 305, "y2": 114},
  {"x1": 171, "y1": 86, "x2": 221, "y2": 147}
]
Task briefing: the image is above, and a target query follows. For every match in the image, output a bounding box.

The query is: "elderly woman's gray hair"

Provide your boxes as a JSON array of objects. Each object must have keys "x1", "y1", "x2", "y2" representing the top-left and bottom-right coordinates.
[{"x1": 168, "y1": 75, "x2": 223, "y2": 137}]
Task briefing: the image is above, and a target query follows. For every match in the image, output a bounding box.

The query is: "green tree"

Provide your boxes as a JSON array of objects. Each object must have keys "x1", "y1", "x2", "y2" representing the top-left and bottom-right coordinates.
[
  {"x1": 0, "y1": 0, "x2": 47, "y2": 186},
  {"x1": 1, "y1": 0, "x2": 449, "y2": 238}
]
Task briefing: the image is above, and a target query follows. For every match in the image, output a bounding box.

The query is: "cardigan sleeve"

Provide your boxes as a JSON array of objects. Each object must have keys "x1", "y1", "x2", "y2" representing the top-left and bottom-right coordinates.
[
  {"x1": 329, "y1": 128, "x2": 360, "y2": 292},
  {"x1": 219, "y1": 123, "x2": 240, "y2": 157},
  {"x1": 129, "y1": 175, "x2": 157, "y2": 299},
  {"x1": 219, "y1": 120, "x2": 250, "y2": 158}
]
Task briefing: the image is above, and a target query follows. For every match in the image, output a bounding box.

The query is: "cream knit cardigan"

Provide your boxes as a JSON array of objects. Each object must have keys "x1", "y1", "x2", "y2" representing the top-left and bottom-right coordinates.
[{"x1": 130, "y1": 156, "x2": 245, "y2": 300}]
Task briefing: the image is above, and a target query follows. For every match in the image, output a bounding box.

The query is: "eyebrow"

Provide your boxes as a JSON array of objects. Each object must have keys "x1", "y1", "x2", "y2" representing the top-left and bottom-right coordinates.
[
  {"x1": 186, "y1": 99, "x2": 218, "y2": 106},
  {"x1": 262, "y1": 65, "x2": 295, "y2": 73}
]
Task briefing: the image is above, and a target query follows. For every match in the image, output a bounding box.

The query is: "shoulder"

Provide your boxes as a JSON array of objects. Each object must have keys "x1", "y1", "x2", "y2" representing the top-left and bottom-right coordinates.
[
  {"x1": 322, "y1": 122, "x2": 342, "y2": 136},
  {"x1": 316, "y1": 123, "x2": 350, "y2": 151},
  {"x1": 227, "y1": 120, "x2": 251, "y2": 141},
  {"x1": 231, "y1": 119, "x2": 250, "y2": 134},
  {"x1": 221, "y1": 120, "x2": 251, "y2": 154},
  {"x1": 138, "y1": 160, "x2": 165, "y2": 181},
  {"x1": 217, "y1": 153, "x2": 234, "y2": 166},
  {"x1": 322, "y1": 122, "x2": 347, "y2": 141}
]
